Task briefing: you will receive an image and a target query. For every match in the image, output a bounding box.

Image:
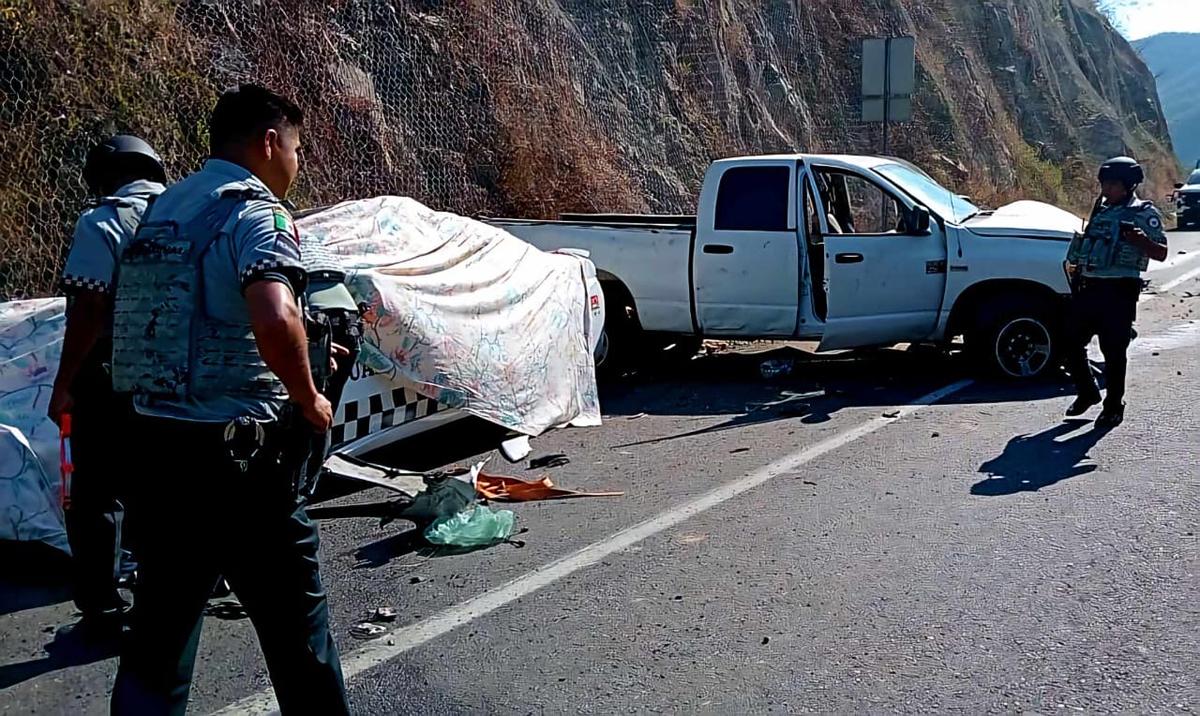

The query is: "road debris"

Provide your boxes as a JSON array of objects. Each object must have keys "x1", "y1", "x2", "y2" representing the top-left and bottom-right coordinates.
[
  {"x1": 730, "y1": 447, "x2": 750, "y2": 454},
  {"x1": 529, "y1": 453, "x2": 570, "y2": 470},
  {"x1": 882, "y1": 410, "x2": 901, "y2": 418},
  {"x1": 749, "y1": 390, "x2": 824, "y2": 413},
  {"x1": 424, "y1": 505, "x2": 516, "y2": 547},
  {"x1": 371, "y1": 606, "x2": 398, "y2": 622},
  {"x1": 759, "y1": 359, "x2": 794, "y2": 379},
  {"x1": 475, "y1": 472, "x2": 623, "y2": 501},
  {"x1": 350, "y1": 623, "x2": 388, "y2": 640},
  {"x1": 628, "y1": 413, "x2": 648, "y2": 420},
  {"x1": 500, "y1": 435, "x2": 532, "y2": 462}
]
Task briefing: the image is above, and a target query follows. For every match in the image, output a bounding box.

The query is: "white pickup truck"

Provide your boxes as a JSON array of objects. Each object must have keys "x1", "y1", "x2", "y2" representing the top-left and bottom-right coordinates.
[{"x1": 491, "y1": 154, "x2": 1083, "y2": 380}]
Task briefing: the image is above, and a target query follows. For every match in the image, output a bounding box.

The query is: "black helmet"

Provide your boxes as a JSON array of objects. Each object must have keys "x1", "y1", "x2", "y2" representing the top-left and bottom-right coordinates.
[
  {"x1": 83, "y1": 134, "x2": 167, "y2": 194},
  {"x1": 1097, "y1": 156, "x2": 1144, "y2": 187}
]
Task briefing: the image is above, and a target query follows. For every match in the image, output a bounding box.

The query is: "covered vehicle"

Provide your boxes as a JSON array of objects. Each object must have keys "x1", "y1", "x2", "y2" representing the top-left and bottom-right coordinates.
[{"x1": 0, "y1": 198, "x2": 605, "y2": 550}]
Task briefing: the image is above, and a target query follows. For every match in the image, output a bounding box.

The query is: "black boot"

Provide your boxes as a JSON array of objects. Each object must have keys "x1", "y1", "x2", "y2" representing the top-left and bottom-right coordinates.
[
  {"x1": 1096, "y1": 403, "x2": 1125, "y2": 428},
  {"x1": 1066, "y1": 390, "x2": 1101, "y2": 417}
]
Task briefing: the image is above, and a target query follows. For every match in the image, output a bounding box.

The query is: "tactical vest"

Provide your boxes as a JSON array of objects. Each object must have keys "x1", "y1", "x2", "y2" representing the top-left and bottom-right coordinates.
[
  {"x1": 95, "y1": 194, "x2": 150, "y2": 237},
  {"x1": 1070, "y1": 199, "x2": 1152, "y2": 278},
  {"x1": 111, "y1": 185, "x2": 287, "y2": 404}
]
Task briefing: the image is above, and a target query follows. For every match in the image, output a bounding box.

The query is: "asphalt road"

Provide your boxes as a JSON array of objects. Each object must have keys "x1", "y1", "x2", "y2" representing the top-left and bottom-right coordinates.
[{"x1": 3, "y1": 232, "x2": 1199, "y2": 714}]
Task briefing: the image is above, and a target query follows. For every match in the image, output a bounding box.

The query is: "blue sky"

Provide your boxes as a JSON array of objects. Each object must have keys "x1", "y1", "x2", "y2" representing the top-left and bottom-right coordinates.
[{"x1": 1098, "y1": 0, "x2": 1200, "y2": 40}]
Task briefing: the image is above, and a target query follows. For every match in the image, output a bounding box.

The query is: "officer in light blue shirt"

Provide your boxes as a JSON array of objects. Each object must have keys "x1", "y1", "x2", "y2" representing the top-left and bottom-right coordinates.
[
  {"x1": 49, "y1": 135, "x2": 166, "y2": 632},
  {"x1": 110, "y1": 85, "x2": 349, "y2": 715},
  {"x1": 121, "y1": 156, "x2": 309, "y2": 423},
  {"x1": 1063, "y1": 157, "x2": 1168, "y2": 428}
]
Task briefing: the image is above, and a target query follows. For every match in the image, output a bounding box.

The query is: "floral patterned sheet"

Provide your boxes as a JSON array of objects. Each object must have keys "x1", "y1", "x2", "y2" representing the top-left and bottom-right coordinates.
[
  {"x1": 298, "y1": 196, "x2": 602, "y2": 436},
  {"x1": 0, "y1": 298, "x2": 69, "y2": 552},
  {"x1": 0, "y1": 198, "x2": 603, "y2": 549}
]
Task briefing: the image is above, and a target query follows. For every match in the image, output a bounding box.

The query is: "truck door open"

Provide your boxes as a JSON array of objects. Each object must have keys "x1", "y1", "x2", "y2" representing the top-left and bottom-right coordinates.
[{"x1": 810, "y1": 166, "x2": 948, "y2": 350}]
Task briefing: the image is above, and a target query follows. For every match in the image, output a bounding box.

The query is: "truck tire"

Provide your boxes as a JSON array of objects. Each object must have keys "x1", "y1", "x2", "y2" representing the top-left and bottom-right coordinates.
[
  {"x1": 966, "y1": 296, "x2": 1062, "y2": 380},
  {"x1": 596, "y1": 282, "x2": 640, "y2": 378}
]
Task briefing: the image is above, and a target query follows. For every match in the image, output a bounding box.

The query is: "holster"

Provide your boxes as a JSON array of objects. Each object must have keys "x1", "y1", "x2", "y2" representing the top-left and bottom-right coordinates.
[{"x1": 222, "y1": 412, "x2": 324, "y2": 503}]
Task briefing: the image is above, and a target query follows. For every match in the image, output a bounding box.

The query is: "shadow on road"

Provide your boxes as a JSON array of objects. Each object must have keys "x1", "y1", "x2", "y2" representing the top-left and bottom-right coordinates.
[
  {"x1": 351, "y1": 526, "x2": 427, "y2": 569},
  {"x1": 607, "y1": 343, "x2": 1075, "y2": 447},
  {"x1": 0, "y1": 621, "x2": 119, "y2": 689},
  {"x1": 0, "y1": 541, "x2": 72, "y2": 617},
  {"x1": 349, "y1": 524, "x2": 526, "y2": 569},
  {"x1": 972, "y1": 419, "x2": 1113, "y2": 495}
]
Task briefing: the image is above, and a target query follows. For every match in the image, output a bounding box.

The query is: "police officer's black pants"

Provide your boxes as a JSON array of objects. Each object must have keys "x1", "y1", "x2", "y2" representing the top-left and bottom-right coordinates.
[
  {"x1": 111, "y1": 416, "x2": 348, "y2": 716},
  {"x1": 66, "y1": 375, "x2": 131, "y2": 618},
  {"x1": 1063, "y1": 277, "x2": 1142, "y2": 409}
]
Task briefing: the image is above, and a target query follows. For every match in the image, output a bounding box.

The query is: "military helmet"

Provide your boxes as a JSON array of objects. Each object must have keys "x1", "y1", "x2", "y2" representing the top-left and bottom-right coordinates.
[
  {"x1": 1097, "y1": 156, "x2": 1144, "y2": 187},
  {"x1": 83, "y1": 134, "x2": 167, "y2": 194}
]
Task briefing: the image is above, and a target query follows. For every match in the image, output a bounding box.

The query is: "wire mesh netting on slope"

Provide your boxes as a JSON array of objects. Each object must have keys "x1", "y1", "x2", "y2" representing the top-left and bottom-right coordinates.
[{"x1": 0, "y1": 0, "x2": 1174, "y2": 299}]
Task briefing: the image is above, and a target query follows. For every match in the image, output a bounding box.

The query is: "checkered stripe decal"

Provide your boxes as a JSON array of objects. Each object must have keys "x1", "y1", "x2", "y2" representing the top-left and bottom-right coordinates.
[
  {"x1": 331, "y1": 386, "x2": 442, "y2": 447},
  {"x1": 62, "y1": 274, "x2": 111, "y2": 293},
  {"x1": 240, "y1": 258, "x2": 291, "y2": 282}
]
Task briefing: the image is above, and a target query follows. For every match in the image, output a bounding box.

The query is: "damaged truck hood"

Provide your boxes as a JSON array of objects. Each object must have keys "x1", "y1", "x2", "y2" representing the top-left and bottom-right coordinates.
[{"x1": 962, "y1": 200, "x2": 1083, "y2": 240}]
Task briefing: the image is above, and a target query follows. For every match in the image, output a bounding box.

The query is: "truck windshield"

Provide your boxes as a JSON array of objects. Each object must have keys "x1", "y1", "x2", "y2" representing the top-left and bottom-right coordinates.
[
  {"x1": 874, "y1": 163, "x2": 980, "y2": 224},
  {"x1": 1187, "y1": 170, "x2": 1200, "y2": 187}
]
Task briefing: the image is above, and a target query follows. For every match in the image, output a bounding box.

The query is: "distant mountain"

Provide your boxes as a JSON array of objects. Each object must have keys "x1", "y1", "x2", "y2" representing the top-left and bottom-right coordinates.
[{"x1": 1135, "y1": 33, "x2": 1200, "y2": 170}]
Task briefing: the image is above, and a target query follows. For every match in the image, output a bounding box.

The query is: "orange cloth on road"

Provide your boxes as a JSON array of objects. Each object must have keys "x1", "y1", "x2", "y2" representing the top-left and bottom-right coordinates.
[{"x1": 474, "y1": 472, "x2": 623, "y2": 502}]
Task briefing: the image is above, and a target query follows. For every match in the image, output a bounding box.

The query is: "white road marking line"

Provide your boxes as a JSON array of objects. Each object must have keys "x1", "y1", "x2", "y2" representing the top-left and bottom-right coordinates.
[
  {"x1": 1147, "y1": 250, "x2": 1198, "y2": 274},
  {"x1": 1157, "y1": 264, "x2": 1200, "y2": 294},
  {"x1": 211, "y1": 379, "x2": 975, "y2": 716}
]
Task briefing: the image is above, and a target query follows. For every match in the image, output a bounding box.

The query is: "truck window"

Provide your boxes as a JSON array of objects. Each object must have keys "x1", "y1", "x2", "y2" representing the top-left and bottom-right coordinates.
[
  {"x1": 815, "y1": 169, "x2": 904, "y2": 235},
  {"x1": 714, "y1": 166, "x2": 791, "y2": 232}
]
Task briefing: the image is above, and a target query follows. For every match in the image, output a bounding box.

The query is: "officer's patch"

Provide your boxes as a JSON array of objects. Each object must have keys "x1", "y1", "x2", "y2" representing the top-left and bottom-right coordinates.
[
  {"x1": 1148, "y1": 216, "x2": 1162, "y2": 230},
  {"x1": 272, "y1": 207, "x2": 291, "y2": 233}
]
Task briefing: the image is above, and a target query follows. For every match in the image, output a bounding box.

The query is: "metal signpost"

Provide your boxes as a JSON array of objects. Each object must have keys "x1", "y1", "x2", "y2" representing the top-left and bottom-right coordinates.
[{"x1": 862, "y1": 36, "x2": 916, "y2": 156}]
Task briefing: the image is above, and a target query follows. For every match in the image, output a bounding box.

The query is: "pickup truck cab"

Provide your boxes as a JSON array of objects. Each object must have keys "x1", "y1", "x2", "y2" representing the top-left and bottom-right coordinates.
[
  {"x1": 492, "y1": 154, "x2": 1081, "y2": 379},
  {"x1": 1172, "y1": 168, "x2": 1200, "y2": 230}
]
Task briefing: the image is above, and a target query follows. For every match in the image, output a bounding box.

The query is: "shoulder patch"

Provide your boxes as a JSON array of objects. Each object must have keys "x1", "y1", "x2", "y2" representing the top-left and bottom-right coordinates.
[
  {"x1": 271, "y1": 206, "x2": 300, "y2": 244},
  {"x1": 272, "y1": 207, "x2": 290, "y2": 232},
  {"x1": 1147, "y1": 215, "x2": 1162, "y2": 230}
]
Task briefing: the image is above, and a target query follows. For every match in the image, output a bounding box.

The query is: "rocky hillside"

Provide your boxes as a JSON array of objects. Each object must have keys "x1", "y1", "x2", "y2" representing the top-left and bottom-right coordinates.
[
  {"x1": 0, "y1": 0, "x2": 1178, "y2": 297},
  {"x1": 1134, "y1": 33, "x2": 1200, "y2": 171}
]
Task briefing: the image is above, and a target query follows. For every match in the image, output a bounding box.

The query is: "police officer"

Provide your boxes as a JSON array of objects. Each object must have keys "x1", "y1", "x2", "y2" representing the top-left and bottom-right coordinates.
[
  {"x1": 1064, "y1": 156, "x2": 1168, "y2": 427},
  {"x1": 109, "y1": 85, "x2": 349, "y2": 714},
  {"x1": 49, "y1": 135, "x2": 166, "y2": 633}
]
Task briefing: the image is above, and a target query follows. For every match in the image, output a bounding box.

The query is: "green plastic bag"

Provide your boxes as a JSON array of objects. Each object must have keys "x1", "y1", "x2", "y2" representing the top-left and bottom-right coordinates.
[{"x1": 423, "y1": 505, "x2": 516, "y2": 547}]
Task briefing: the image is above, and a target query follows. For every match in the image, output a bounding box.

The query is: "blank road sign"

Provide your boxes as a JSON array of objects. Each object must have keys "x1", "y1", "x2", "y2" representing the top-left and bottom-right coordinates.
[{"x1": 862, "y1": 36, "x2": 915, "y2": 123}]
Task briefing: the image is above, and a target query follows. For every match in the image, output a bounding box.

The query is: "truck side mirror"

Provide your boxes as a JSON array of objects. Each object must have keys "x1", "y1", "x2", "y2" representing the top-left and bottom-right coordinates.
[
  {"x1": 1175, "y1": 183, "x2": 1185, "y2": 190},
  {"x1": 907, "y1": 205, "x2": 932, "y2": 234}
]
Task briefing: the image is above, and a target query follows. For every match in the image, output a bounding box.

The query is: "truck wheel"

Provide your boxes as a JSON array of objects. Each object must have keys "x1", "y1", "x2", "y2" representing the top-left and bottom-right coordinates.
[
  {"x1": 967, "y1": 297, "x2": 1061, "y2": 380},
  {"x1": 596, "y1": 282, "x2": 640, "y2": 378}
]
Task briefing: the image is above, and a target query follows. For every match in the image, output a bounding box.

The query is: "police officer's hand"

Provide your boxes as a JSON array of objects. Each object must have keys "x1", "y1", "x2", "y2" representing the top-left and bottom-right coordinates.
[
  {"x1": 330, "y1": 342, "x2": 350, "y2": 374},
  {"x1": 47, "y1": 385, "x2": 73, "y2": 427},
  {"x1": 1121, "y1": 225, "x2": 1147, "y2": 241},
  {"x1": 299, "y1": 392, "x2": 334, "y2": 433}
]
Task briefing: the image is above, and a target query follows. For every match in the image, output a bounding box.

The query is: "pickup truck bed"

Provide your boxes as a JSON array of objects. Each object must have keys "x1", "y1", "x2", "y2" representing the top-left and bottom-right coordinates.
[{"x1": 489, "y1": 216, "x2": 699, "y2": 336}]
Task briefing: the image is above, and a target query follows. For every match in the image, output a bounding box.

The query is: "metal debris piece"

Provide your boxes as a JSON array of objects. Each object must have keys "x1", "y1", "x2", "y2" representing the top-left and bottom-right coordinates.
[
  {"x1": 351, "y1": 622, "x2": 388, "y2": 639},
  {"x1": 371, "y1": 606, "x2": 398, "y2": 622},
  {"x1": 529, "y1": 453, "x2": 570, "y2": 470}
]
